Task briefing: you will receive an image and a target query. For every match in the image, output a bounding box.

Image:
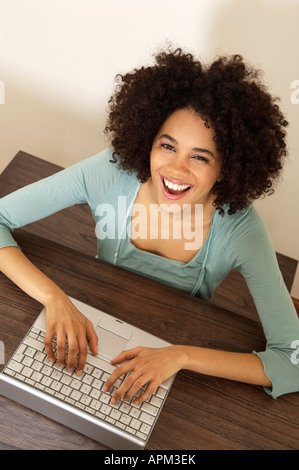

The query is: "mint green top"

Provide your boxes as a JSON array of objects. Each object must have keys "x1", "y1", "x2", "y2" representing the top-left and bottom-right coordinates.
[{"x1": 1, "y1": 148, "x2": 299, "y2": 398}]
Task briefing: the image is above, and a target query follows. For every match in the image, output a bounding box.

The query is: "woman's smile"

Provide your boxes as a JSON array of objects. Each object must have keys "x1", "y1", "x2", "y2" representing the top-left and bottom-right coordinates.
[{"x1": 161, "y1": 175, "x2": 193, "y2": 200}]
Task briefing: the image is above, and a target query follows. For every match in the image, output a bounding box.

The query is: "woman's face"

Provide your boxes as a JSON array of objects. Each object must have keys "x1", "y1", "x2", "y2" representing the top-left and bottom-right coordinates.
[{"x1": 149, "y1": 108, "x2": 222, "y2": 209}]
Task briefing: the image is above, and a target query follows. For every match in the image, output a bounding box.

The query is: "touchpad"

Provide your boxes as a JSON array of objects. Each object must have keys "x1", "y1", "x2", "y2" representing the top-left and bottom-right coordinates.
[{"x1": 96, "y1": 317, "x2": 133, "y2": 360}]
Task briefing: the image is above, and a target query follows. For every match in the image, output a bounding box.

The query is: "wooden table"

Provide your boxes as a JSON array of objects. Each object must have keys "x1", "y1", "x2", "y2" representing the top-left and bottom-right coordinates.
[{"x1": 0, "y1": 151, "x2": 298, "y2": 450}]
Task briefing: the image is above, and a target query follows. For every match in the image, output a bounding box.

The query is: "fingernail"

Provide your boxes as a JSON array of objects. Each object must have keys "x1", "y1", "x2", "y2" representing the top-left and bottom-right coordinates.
[
  {"x1": 110, "y1": 397, "x2": 116, "y2": 405},
  {"x1": 76, "y1": 370, "x2": 82, "y2": 376},
  {"x1": 103, "y1": 384, "x2": 108, "y2": 392}
]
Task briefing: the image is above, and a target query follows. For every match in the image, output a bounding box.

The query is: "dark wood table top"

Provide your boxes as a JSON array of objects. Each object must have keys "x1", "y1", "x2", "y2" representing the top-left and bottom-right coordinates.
[{"x1": 0, "y1": 151, "x2": 298, "y2": 450}]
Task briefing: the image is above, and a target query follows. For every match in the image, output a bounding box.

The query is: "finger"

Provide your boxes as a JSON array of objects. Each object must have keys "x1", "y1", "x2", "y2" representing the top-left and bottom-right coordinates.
[
  {"x1": 44, "y1": 330, "x2": 56, "y2": 363},
  {"x1": 111, "y1": 347, "x2": 143, "y2": 365},
  {"x1": 66, "y1": 335, "x2": 79, "y2": 371},
  {"x1": 104, "y1": 361, "x2": 134, "y2": 392},
  {"x1": 56, "y1": 332, "x2": 68, "y2": 367},
  {"x1": 133, "y1": 381, "x2": 158, "y2": 404},
  {"x1": 112, "y1": 371, "x2": 147, "y2": 404},
  {"x1": 86, "y1": 320, "x2": 98, "y2": 355},
  {"x1": 75, "y1": 335, "x2": 88, "y2": 376}
]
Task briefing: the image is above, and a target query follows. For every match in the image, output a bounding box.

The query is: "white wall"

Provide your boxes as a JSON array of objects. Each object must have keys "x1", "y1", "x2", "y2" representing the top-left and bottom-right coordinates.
[{"x1": 0, "y1": 0, "x2": 298, "y2": 296}]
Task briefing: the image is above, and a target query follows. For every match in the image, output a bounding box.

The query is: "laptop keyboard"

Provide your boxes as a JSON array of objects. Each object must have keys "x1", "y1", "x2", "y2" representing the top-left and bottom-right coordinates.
[{"x1": 3, "y1": 325, "x2": 167, "y2": 442}]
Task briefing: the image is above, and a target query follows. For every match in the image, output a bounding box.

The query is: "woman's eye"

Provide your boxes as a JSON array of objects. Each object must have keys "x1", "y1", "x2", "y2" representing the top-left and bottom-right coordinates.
[
  {"x1": 161, "y1": 143, "x2": 175, "y2": 151},
  {"x1": 193, "y1": 155, "x2": 209, "y2": 163}
]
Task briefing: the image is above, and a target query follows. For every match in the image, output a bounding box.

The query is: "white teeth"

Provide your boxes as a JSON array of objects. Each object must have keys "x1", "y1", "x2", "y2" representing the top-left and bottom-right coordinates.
[{"x1": 163, "y1": 178, "x2": 191, "y2": 192}]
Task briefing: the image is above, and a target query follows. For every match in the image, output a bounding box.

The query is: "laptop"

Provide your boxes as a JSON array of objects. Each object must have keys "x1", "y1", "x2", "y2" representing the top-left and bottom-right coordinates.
[{"x1": 0, "y1": 297, "x2": 175, "y2": 450}]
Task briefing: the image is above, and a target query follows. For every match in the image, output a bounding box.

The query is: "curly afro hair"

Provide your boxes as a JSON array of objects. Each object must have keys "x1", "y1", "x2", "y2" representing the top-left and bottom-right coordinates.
[{"x1": 105, "y1": 48, "x2": 288, "y2": 215}]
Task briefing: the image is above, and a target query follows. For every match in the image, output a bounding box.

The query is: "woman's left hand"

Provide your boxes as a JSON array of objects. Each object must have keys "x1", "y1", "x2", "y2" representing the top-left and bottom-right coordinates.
[{"x1": 104, "y1": 345, "x2": 186, "y2": 404}]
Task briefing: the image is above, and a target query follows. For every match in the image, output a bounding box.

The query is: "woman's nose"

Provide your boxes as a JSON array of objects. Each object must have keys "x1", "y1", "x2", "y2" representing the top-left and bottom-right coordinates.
[{"x1": 170, "y1": 154, "x2": 190, "y2": 177}]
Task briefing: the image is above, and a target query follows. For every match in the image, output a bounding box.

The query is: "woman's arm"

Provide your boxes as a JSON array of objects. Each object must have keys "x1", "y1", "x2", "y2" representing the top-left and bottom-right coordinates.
[
  {"x1": 0, "y1": 150, "x2": 117, "y2": 373},
  {"x1": 104, "y1": 344, "x2": 271, "y2": 404},
  {"x1": 0, "y1": 246, "x2": 98, "y2": 373}
]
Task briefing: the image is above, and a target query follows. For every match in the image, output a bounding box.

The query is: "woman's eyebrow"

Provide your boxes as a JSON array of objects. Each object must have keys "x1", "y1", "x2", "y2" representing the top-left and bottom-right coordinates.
[{"x1": 158, "y1": 133, "x2": 215, "y2": 158}]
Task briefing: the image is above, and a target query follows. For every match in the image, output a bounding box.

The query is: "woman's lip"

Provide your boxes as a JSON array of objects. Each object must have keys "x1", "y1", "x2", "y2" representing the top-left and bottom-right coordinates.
[
  {"x1": 160, "y1": 175, "x2": 193, "y2": 201},
  {"x1": 162, "y1": 175, "x2": 193, "y2": 187}
]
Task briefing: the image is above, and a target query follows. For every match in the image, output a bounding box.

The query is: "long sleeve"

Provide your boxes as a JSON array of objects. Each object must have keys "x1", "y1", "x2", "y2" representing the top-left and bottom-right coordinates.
[
  {"x1": 227, "y1": 206, "x2": 299, "y2": 398},
  {"x1": 0, "y1": 148, "x2": 119, "y2": 249}
]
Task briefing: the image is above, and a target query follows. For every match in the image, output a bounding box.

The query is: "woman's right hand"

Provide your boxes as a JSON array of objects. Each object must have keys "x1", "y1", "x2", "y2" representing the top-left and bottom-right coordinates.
[
  {"x1": 43, "y1": 293, "x2": 98, "y2": 375},
  {"x1": 0, "y1": 247, "x2": 98, "y2": 374}
]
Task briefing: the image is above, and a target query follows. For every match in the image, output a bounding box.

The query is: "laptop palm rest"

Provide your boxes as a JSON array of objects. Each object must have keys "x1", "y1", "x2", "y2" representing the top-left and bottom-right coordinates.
[{"x1": 96, "y1": 317, "x2": 133, "y2": 361}]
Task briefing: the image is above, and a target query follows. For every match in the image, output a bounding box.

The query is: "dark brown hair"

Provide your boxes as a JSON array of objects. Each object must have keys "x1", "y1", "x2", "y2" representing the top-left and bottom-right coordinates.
[{"x1": 105, "y1": 48, "x2": 288, "y2": 215}]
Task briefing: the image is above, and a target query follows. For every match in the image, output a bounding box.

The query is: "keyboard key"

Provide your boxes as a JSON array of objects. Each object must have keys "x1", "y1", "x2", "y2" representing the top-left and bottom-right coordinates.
[
  {"x1": 22, "y1": 366, "x2": 33, "y2": 377},
  {"x1": 41, "y1": 365, "x2": 52, "y2": 376},
  {"x1": 61, "y1": 374, "x2": 72, "y2": 385},
  {"x1": 51, "y1": 369, "x2": 63, "y2": 380},
  {"x1": 31, "y1": 371, "x2": 43, "y2": 382},
  {"x1": 120, "y1": 414, "x2": 131, "y2": 425},
  {"x1": 83, "y1": 364, "x2": 94, "y2": 374},
  {"x1": 82, "y1": 374, "x2": 94, "y2": 385},
  {"x1": 41, "y1": 376, "x2": 53, "y2": 387},
  {"x1": 155, "y1": 387, "x2": 167, "y2": 399},
  {"x1": 23, "y1": 336, "x2": 44, "y2": 352},
  {"x1": 70, "y1": 390, "x2": 82, "y2": 401},
  {"x1": 129, "y1": 407, "x2": 141, "y2": 419},
  {"x1": 32, "y1": 360, "x2": 43, "y2": 372},
  {"x1": 92, "y1": 378, "x2": 103, "y2": 390},
  {"x1": 80, "y1": 394, "x2": 92, "y2": 406},
  {"x1": 141, "y1": 402, "x2": 159, "y2": 416},
  {"x1": 70, "y1": 378, "x2": 81, "y2": 390},
  {"x1": 35, "y1": 351, "x2": 46, "y2": 362},
  {"x1": 91, "y1": 368, "x2": 102, "y2": 379},
  {"x1": 101, "y1": 372, "x2": 110, "y2": 382},
  {"x1": 105, "y1": 416, "x2": 116, "y2": 425},
  {"x1": 64, "y1": 397, "x2": 75, "y2": 405},
  {"x1": 115, "y1": 421, "x2": 126, "y2": 430},
  {"x1": 50, "y1": 380, "x2": 62, "y2": 392},
  {"x1": 100, "y1": 404, "x2": 112, "y2": 415},
  {"x1": 120, "y1": 402, "x2": 131, "y2": 414},
  {"x1": 140, "y1": 411, "x2": 155, "y2": 426},
  {"x1": 130, "y1": 418, "x2": 141, "y2": 430},
  {"x1": 110, "y1": 409, "x2": 121, "y2": 420},
  {"x1": 80, "y1": 383, "x2": 92, "y2": 395},
  {"x1": 85, "y1": 406, "x2": 96, "y2": 415},
  {"x1": 61, "y1": 385, "x2": 72, "y2": 396},
  {"x1": 8, "y1": 360, "x2": 23, "y2": 373},
  {"x1": 136, "y1": 431, "x2": 147, "y2": 440},
  {"x1": 90, "y1": 399, "x2": 101, "y2": 411},
  {"x1": 140, "y1": 422, "x2": 151, "y2": 435},
  {"x1": 100, "y1": 392, "x2": 110, "y2": 404},
  {"x1": 90, "y1": 388, "x2": 101, "y2": 399},
  {"x1": 126, "y1": 426, "x2": 136, "y2": 435},
  {"x1": 150, "y1": 396, "x2": 163, "y2": 407},
  {"x1": 22, "y1": 356, "x2": 34, "y2": 367},
  {"x1": 24, "y1": 347, "x2": 36, "y2": 358}
]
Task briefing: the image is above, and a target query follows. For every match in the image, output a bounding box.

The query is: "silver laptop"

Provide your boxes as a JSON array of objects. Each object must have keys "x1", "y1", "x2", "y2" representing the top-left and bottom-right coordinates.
[{"x1": 0, "y1": 297, "x2": 175, "y2": 450}]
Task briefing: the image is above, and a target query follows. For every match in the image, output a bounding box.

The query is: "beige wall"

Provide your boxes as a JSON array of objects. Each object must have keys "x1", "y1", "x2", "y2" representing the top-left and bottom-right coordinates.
[{"x1": 0, "y1": 0, "x2": 298, "y2": 296}]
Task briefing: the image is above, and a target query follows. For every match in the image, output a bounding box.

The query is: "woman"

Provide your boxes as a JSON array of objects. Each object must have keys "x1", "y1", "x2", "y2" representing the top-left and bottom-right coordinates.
[{"x1": 0, "y1": 48, "x2": 298, "y2": 405}]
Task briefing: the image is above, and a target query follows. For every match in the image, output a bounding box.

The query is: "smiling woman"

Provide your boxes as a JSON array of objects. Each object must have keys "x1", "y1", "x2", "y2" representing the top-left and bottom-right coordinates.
[
  {"x1": 148, "y1": 108, "x2": 222, "y2": 208},
  {"x1": 0, "y1": 47, "x2": 298, "y2": 405}
]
